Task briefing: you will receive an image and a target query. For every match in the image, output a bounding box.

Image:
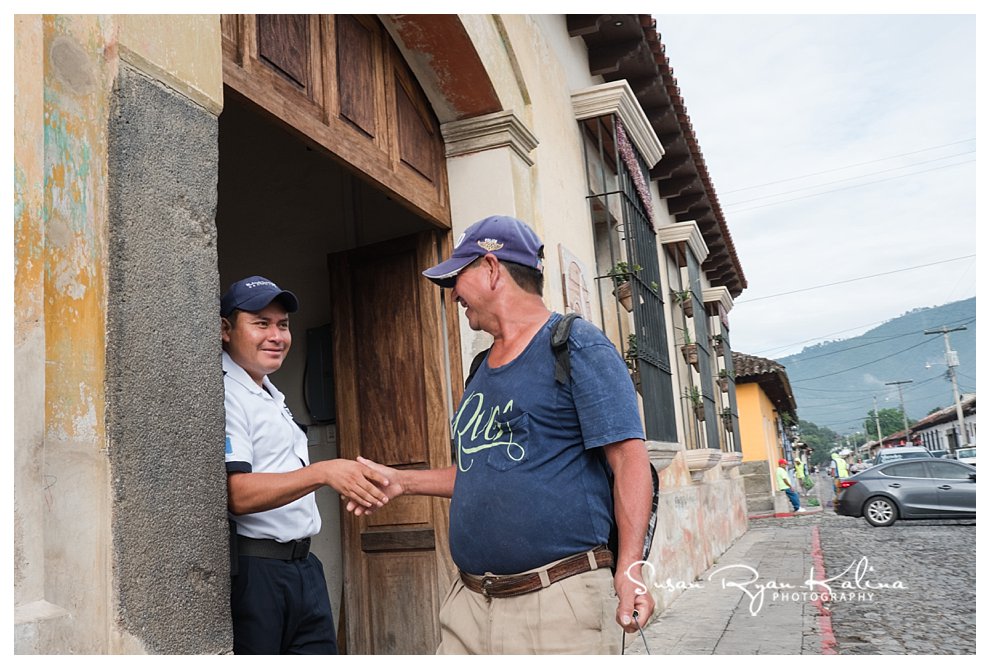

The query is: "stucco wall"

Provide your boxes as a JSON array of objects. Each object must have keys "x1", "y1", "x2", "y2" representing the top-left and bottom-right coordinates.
[
  {"x1": 647, "y1": 456, "x2": 748, "y2": 613},
  {"x1": 14, "y1": 14, "x2": 229, "y2": 654},
  {"x1": 15, "y1": 15, "x2": 118, "y2": 654}
]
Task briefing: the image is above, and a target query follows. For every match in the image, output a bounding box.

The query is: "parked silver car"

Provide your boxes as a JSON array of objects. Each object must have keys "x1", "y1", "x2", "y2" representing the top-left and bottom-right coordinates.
[{"x1": 835, "y1": 459, "x2": 976, "y2": 527}]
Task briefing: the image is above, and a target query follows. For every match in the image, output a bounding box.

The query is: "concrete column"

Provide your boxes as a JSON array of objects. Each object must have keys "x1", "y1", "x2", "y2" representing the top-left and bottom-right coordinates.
[{"x1": 440, "y1": 110, "x2": 539, "y2": 368}]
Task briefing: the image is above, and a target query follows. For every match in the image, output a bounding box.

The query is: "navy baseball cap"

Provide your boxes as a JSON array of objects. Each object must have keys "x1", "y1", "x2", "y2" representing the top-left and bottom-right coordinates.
[
  {"x1": 422, "y1": 215, "x2": 544, "y2": 288},
  {"x1": 220, "y1": 276, "x2": 299, "y2": 317}
]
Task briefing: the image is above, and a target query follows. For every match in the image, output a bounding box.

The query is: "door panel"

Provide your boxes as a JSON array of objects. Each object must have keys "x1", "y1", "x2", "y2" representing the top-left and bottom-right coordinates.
[
  {"x1": 927, "y1": 461, "x2": 977, "y2": 514},
  {"x1": 331, "y1": 232, "x2": 456, "y2": 654},
  {"x1": 881, "y1": 462, "x2": 937, "y2": 516}
]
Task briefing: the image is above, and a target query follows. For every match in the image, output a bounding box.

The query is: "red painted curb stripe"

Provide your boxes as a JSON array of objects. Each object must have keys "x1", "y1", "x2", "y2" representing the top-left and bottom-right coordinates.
[{"x1": 810, "y1": 525, "x2": 838, "y2": 654}]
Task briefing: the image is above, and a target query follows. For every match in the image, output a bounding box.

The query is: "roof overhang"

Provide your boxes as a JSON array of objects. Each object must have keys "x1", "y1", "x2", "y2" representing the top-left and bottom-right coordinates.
[{"x1": 569, "y1": 14, "x2": 747, "y2": 297}]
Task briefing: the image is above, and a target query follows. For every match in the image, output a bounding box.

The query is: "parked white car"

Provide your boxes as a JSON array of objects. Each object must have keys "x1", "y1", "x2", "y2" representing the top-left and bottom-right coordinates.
[
  {"x1": 955, "y1": 447, "x2": 976, "y2": 466},
  {"x1": 873, "y1": 446, "x2": 932, "y2": 466}
]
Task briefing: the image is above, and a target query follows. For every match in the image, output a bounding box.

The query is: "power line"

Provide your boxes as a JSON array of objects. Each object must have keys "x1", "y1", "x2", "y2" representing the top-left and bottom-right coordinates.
[
  {"x1": 757, "y1": 311, "x2": 974, "y2": 359},
  {"x1": 797, "y1": 376, "x2": 944, "y2": 410},
  {"x1": 791, "y1": 338, "x2": 934, "y2": 382},
  {"x1": 724, "y1": 159, "x2": 974, "y2": 214},
  {"x1": 721, "y1": 138, "x2": 976, "y2": 194},
  {"x1": 782, "y1": 316, "x2": 975, "y2": 365},
  {"x1": 736, "y1": 256, "x2": 975, "y2": 303},
  {"x1": 723, "y1": 150, "x2": 975, "y2": 207},
  {"x1": 784, "y1": 332, "x2": 918, "y2": 363}
]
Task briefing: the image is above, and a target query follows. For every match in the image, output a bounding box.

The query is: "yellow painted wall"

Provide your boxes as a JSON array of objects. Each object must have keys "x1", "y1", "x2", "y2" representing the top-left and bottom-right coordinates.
[
  {"x1": 14, "y1": 13, "x2": 225, "y2": 653},
  {"x1": 736, "y1": 382, "x2": 783, "y2": 464}
]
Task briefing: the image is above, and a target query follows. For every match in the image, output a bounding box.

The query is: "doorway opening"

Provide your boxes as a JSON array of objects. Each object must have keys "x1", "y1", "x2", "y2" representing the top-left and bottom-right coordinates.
[{"x1": 216, "y1": 90, "x2": 441, "y2": 647}]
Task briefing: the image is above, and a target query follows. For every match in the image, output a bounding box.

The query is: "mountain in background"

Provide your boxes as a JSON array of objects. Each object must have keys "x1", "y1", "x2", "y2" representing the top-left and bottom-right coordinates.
[{"x1": 774, "y1": 298, "x2": 975, "y2": 435}]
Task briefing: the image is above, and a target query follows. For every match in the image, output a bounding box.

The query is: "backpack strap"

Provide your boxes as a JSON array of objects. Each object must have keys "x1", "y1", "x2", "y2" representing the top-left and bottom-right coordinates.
[
  {"x1": 464, "y1": 313, "x2": 580, "y2": 389},
  {"x1": 551, "y1": 313, "x2": 580, "y2": 384},
  {"x1": 464, "y1": 347, "x2": 490, "y2": 390}
]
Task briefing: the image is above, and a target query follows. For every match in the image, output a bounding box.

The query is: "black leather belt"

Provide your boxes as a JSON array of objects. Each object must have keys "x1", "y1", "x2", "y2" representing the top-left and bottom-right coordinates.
[{"x1": 236, "y1": 535, "x2": 311, "y2": 560}]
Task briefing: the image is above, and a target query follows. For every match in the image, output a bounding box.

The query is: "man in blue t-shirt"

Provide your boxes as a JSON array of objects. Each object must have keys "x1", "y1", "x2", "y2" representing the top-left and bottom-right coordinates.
[{"x1": 350, "y1": 215, "x2": 656, "y2": 654}]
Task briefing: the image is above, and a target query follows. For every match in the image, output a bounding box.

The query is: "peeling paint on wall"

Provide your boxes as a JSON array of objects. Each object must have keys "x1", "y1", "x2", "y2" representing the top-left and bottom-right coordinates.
[{"x1": 42, "y1": 16, "x2": 113, "y2": 443}]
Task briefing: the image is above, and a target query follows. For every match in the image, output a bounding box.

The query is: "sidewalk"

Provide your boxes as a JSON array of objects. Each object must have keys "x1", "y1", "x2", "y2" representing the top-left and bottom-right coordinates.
[{"x1": 622, "y1": 507, "x2": 834, "y2": 655}]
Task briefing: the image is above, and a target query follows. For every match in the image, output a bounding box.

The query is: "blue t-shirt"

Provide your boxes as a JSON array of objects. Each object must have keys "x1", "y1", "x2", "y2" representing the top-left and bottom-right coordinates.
[{"x1": 449, "y1": 313, "x2": 645, "y2": 575}]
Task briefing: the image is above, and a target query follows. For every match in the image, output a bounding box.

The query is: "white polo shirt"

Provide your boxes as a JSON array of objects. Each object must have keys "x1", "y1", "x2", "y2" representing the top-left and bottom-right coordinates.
[{"x1": 223, "y1": 351, "x2": 321, "y2": 542}]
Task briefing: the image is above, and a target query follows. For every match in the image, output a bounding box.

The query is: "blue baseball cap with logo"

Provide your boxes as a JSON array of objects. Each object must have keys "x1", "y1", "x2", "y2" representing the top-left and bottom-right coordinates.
[
  {"x1": 422, "y1": 215, "x2": 544, "y2": 288},
  {"x1": 220, "y1": 275, "x2": 299, "y2": 317}
]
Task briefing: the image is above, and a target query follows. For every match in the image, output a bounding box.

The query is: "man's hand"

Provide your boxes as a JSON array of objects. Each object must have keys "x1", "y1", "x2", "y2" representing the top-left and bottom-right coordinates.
[
  {"x1": 344, "y1": 456, "x2": 406, "y2": 516},
  {"x1": 316, "y1": 459, "x2": 391, "y2": 510},
  {"x1": 342, "y1": 459, "x2": 456, "y2": 516},
  {"x1": 227, "y1": 457, "x2": 390, "y2": 516},
  {"x1": 615, "y1": 565, "x2": 655, "y2": 634}
]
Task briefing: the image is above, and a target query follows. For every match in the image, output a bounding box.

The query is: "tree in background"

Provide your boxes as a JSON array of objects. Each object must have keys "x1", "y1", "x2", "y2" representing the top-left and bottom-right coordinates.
[
  {"x1": 864, "y1": 408, "x2": 913, "y2": 440},
  {"x1": 798, "y1": 420, "x2": 841, "y2": 468}
]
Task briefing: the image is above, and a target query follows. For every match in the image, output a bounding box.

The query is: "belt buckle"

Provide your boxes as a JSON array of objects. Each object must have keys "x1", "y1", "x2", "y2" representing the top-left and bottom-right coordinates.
[
  {"x1": 292, "y1": 539, "x2": 309, "y2": 560},
  {"x1": 481, "y1": 575, "x2": 495, "y2": 598}
]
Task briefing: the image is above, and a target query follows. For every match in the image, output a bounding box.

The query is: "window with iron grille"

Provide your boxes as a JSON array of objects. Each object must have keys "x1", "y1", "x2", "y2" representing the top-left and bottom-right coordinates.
[{"x1": 581, "y1": 114, "x2": 676, "y2": 442}]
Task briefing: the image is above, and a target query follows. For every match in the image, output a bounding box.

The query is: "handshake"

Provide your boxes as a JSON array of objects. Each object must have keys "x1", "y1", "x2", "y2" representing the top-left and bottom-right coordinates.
[{"x1": 322, "y1": 456, "x2": 404, "y2": 517}]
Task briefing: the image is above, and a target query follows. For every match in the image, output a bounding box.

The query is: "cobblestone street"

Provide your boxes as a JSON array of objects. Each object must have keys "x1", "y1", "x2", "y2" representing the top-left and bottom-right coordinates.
[{"x1": 751, "y1": 478, "x2": 976, "y2": 655}]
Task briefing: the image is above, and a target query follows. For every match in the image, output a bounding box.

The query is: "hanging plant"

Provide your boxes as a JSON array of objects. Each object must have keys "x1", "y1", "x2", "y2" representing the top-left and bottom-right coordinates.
[
  {"x1": 711, "y1": 333, "x2": 725, "y2": 357},
  {"x1": 607, "y1": 261, "x2": 642, "y2": 313},
  {"x1": 720, "y1": 408, "x2": 734, "y2": 432},
  {"x1": 672, "y1": 288, "x2": 693, "y2": 318},
  {"x1": 625, "y1": 334, "x2": 641, "y2": 394},
  {"x1": 680, "y1": 330, "x2": 699, "y2": 371},
  {"x1": 717, "y1": 368, "x2": 734, "y2": 393},
  {"x1": 684, "y1": 385, "x2": 705, "y2": 421}
]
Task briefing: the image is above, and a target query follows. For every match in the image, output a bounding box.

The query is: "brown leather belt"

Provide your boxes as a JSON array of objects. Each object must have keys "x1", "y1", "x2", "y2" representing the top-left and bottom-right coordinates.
[{"x1": 459, "y1": 546, "x2": 613, "y2": 599}]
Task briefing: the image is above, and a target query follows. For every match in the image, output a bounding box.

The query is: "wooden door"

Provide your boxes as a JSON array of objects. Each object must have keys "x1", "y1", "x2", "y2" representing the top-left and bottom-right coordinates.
[{"x1": 330, "y1": 232, "x2": 458, "y2": 654}]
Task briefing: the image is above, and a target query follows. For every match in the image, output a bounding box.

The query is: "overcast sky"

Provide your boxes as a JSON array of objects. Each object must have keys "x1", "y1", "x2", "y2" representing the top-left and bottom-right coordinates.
[{"x1": 652, "y1": 10, "x2": 977, "y2": 359}]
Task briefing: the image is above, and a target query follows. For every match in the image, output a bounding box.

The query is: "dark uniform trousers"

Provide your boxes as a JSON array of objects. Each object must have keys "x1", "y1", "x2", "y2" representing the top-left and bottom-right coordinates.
[{"x1": 231, "y1": 552, "x2": 338, "y2": 654}]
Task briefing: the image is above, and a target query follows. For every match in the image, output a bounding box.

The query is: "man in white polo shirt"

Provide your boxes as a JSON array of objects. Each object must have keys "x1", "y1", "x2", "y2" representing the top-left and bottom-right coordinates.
[{"x1": 221, "y1": 275, "x2": 390, "y2": 654}]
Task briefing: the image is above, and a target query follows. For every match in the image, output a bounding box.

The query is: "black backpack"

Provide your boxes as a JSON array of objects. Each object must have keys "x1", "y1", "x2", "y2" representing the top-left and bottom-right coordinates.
[{"x1": 464, "y1": 314, "x2": 660, "y2": 565}]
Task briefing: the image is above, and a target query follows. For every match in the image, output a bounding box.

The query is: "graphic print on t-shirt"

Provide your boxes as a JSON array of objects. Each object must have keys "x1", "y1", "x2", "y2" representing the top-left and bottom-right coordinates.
[{"x1": 452, "y1": 391, "x2": 526, "y2": 471}]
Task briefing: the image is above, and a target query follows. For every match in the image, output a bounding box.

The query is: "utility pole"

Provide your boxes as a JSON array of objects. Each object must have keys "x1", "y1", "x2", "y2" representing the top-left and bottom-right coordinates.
[
  {"x1": 872, "y1": 395, "x2": 884, "y2": 447},
  {"x1": 924, "y1": 325, "x2": 969, "y2": 454},
  {"x1": 885, "y1": 380, "x2": 913, "y2": 442}
]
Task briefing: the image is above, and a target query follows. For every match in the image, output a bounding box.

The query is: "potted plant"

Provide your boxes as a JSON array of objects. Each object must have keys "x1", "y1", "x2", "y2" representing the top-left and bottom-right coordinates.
[
  {"x1": 607, "y1": 261, "x2": 641, "y2": 312},
  {"x1": 685, "y1": 386, "x2": 705, "y2": 421},
  {"x1": 717, "y1": 368, "x2": 734, "y2": 393},
  {"x1": 711, "y1": 333, "x2": 725, "y2": 357},
  {"x1": 624, "y1": 334, "x2": 641, "y2": 392},
  {"x1": 680, "y1": 330, "x2": 699, "y2": 370},
  {"x1": 672, "y1": 288, "x2": 693, "y2": 318},
  {"x1": 720, "y1": 407, "x2": 734, "y2": 432}
]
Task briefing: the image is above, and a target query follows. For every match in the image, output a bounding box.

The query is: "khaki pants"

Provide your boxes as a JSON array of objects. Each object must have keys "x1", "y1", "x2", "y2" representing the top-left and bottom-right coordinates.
[{"x1": 437, "y1": 564, "x2": 621, "y2": 654}]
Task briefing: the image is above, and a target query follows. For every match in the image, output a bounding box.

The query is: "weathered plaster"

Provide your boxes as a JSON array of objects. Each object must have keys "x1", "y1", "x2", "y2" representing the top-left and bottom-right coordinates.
[
  {"x1": 118, "y1": 15, "x2": 223, "y2": 115},
  {"x1": 43, "y1": 16, "x2": 113, "y2": 446},
  {"x1": 645, "y1": 454, "x2": 748, "y2": 614},
  {"x1": 16, "y1": 14, "x2": 230, "y2": 654},
  {"x1": 14, "y1": 15, "x2": 47, "y2": 617}
]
